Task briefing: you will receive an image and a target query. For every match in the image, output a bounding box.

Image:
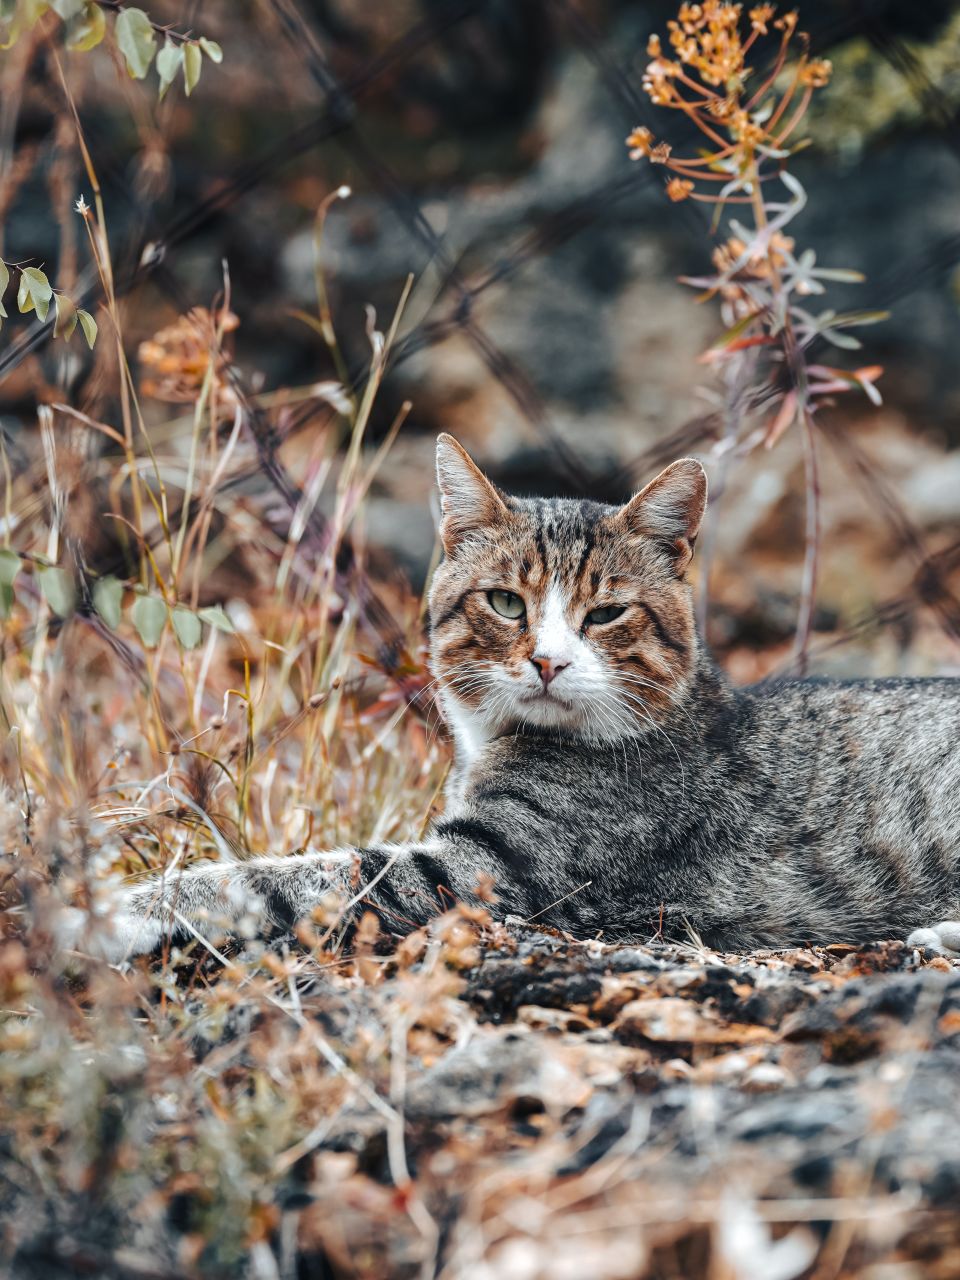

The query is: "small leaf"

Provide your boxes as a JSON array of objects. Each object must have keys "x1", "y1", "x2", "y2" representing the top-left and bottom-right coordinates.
[
  {"x1": 198, "y1": 604, "x2": 234, "y2": 633},
  {"x1": 182, "y1": 41, "x2": 202, "y2": 95},
  {"x1": 711, "y1": 310, "x2": 761, "y2": 350},
  {"x1": 38, "y1": 565, "x2": 75, "y2": 617},
  {"x1": 172, "y1": 606, "x2": 202, "y2": 649},
  {"x1": 115, "y1": 6, "x2": 156, "y2": 79},
  {"x1": 0, "y1": 547, "x2": 20, "y2": 586},
  {"x1": 17, "y1": 267, "x2": 53, "y2": 321},
  {"x1": 132, "y1": 593, "x2": 166, "y2": 647},
  {"x1": 821, "y1": 330, "x2": 862, "y2": 351},
  {"x1": 0, "y1": 543, "x2": 16, "y2": 614},
  {"x1": 54, "y1": 292, "x2": 79, "y2": 340},
  {"x1": 826, "y1": 309, "x2": 891, "y2": 330},
  {"x1": 66, "y1": 1, "x2": 105, "y2": 50},
  {"x1": 198, "y1": 36, "x2": 222, "y2": 62},
  {"x1": 763, "y1": 389, "x2": 799, "y2": 450},
  {"x1": 93, "y1": 575, "x2": 123, "y2": 629},
  {"x1": 811, "y1": 267, "x2": 866, "y2": 283},
  {"x1": 77, "y1": 308, "x2": 98, "y2": 348},
  {"x1": 50, "y1": 0, "x2": 84, "y2": 18},
  {"x1": 156, "y1": 39, "x2": 182, "y2": 100}
]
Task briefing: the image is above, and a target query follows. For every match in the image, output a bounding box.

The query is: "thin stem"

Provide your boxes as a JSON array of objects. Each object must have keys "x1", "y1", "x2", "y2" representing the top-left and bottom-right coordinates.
[
  {"x1": 794, "y1": 410, "x2": 821, "y2": 674},
  {"x1": 745, "y1": 30, "x2": 791, "y2": 109},
  {"x1": 93, "y1": 0, "x2": 195, "y2": 45},
  {"x1": 774, "y1": 84, "x2": 814, "y2": 146}
]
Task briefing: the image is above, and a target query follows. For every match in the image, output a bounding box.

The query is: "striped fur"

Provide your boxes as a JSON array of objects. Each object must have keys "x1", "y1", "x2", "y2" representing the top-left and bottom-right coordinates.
[{"x1": 72, "y1": 436, "x2": 960, "y2": 961}]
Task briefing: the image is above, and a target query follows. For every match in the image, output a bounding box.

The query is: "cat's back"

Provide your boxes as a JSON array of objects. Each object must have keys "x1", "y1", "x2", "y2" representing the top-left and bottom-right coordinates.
[
  {"x1": 747, "y1": 672, "x2": 960, "y2": 769},
  {"x1": 744, "y1": 673, "x2": 960, "y2": 866}
]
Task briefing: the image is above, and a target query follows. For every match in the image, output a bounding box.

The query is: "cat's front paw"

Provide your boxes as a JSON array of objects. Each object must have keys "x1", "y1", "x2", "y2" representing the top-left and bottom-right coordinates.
[{"x1": 907, "y1": 921, "x2": 960, "y2": 958}]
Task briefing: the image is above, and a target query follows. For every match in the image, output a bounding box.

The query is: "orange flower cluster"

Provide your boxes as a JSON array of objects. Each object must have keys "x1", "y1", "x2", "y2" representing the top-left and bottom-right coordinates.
[
  {"x1": 666, "y1": 1, "x2": 747, "y2": 88},
  {"x1": 138, "y1": 307, "x2": 240, "y2": 405},
  {"x1": 626, "y1": 0, "x2": 830, "y2": 205}
]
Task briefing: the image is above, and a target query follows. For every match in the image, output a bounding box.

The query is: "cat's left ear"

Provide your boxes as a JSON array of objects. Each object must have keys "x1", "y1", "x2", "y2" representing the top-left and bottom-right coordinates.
[
  {"x1": 615, "y1": 458, "x2": 707, "y2": 574},
  {"x1": 435, "y1": 433, "x2": 508, "y2": 554}
]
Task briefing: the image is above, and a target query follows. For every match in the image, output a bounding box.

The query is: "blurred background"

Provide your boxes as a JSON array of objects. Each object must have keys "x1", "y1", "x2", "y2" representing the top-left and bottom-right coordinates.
[{"x1": 4, "y1": 0, "x2": 960, "y2": 681}]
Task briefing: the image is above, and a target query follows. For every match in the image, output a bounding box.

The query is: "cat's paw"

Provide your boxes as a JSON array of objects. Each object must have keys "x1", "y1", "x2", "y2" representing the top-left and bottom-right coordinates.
[{"x1": 906, "y1": 921, "x2": 960, "y2": 958}]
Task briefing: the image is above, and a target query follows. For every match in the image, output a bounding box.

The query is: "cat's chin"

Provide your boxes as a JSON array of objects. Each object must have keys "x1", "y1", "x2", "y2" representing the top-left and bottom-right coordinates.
[{"x1": 507, "y1": 691, "x2": 595, "y2": 734}]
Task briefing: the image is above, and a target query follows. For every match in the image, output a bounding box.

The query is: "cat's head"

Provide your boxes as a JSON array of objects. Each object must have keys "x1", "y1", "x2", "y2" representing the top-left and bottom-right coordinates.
[{"x1": 428, "y1": 434, "x2": 707, "y2": 747}]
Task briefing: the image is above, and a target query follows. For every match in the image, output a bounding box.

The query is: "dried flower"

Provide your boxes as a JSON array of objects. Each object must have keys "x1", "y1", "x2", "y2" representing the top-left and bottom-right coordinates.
[
  {"x1": 730, "y1": 110, "x2": 766, "y2": 146},
  {"x1": 666, "y1": 177, "x2": 695, "y2": 201},
  {"x1": 139, "y1": 306, "x2": 240, "y2": 405},
  {"x1": 800, "y1": 58, "x2": 832, "y2": 87},
  {"x1": 627, "y1": 1, "x2": 834, "y2": 206},
  {"x1": 626, "y1": 126, "x2": 655, "y2": 159}
]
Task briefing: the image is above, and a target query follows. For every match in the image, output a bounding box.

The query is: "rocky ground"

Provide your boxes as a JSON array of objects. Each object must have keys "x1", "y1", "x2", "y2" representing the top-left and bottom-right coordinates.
[{"x1": 7, "y1": 920, "x2": 960, "y2": 1280}]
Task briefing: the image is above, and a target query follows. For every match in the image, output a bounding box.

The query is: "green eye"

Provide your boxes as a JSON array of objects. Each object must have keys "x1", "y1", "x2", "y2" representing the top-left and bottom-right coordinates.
[
  {"x1": 488, "y1": 589, "x2": 526, "y2": 620},
  {"x1": 586, "y1": 604, "x2": 626, "y2": 626}
]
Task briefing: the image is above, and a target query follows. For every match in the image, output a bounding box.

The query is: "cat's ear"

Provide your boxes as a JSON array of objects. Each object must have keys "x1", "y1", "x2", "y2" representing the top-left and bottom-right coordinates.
[
  {"x1": 615, "y1": 458, "x2": 707, "y2": 574},
  {"x1": 435, "y1": 433, "x2": 507, "y2": 553}
]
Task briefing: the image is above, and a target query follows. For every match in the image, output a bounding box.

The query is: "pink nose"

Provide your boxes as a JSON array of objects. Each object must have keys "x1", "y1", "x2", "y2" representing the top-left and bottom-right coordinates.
[{"x1": 531, "y1": 656, "x2": 569, "y2": 689}]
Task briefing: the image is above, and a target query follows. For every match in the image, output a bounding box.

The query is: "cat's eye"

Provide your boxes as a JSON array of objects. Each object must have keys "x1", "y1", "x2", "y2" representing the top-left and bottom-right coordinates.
[
  {"x1": 585, "y1": 604, "x2": 626, "y2": 627},
  {"x1": 488, "y1": 589, "x2": 526, "y2": 620}
]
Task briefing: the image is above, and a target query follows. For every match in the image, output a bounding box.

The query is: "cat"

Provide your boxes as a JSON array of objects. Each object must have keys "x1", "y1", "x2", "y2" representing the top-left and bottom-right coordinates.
[{"x1": 68, "y1": 433, "x2": 960, "y2": 963}]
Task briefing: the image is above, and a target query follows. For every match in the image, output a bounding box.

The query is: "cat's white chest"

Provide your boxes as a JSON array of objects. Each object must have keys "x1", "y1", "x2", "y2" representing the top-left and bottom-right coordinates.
[{"x1": 440, "y1": 693, "x2": 493, "y2": 810}]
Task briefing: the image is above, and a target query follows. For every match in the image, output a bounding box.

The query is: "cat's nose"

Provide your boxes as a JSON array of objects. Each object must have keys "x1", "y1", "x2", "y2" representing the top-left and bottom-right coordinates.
[{"x1": 531, "y1": 655, "x2": 570, "y2": 689}]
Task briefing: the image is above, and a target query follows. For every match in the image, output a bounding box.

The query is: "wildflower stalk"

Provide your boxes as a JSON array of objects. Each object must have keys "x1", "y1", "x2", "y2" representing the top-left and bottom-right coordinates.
[{"x1": 628, "y1": 0, "x2": 887, "y2": 664}]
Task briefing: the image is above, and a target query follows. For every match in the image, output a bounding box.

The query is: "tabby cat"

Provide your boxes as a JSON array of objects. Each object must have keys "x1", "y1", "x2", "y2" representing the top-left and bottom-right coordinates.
[{"x1": 75, "y1": 434, "x2": 960, "y2": 961}]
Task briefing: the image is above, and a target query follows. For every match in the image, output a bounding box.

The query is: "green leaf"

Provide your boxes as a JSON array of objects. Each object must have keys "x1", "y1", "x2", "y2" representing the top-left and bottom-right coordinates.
[
  {"x1": 17, "y1": 267, "x2": 53, "y2": 321},
  {"x1": 92, "y1": 575, "x2": 123, "y2": 629},
  {"x1": 132, "y1": 593, "x2": 166, "y2": 648},
  {"x1": 172, "y1": 606, "x2": 202, "y2": 649},
  {"x1": 0, "y1": 548, "x2": 19, "y2": 586},
  {"x1": 115, "y1": 6, "x2": 156, "y2": 79},
  {"x1": 0, "y1": 0, "x2": 48, "y2": 48},
  {"x1": 0, "y1": 546, "x2": 15, "y2": 616},
  {"x1": 38, "y1": 565, "x2": 75, "y2": 617},
  {"x1": 198, "y1": 604, "x2": 234, "y2": 633},
  {"x1": 66, "y1": 1, "x2": 105, "y2": 50},
  {"x1": 821, "y1": 330, "x2": 862, "y2": 351},
  {"x1": 182, "y1": 41, "x2": 202, "y2": 95},
  {"x1": 711, "y1": 309, "x2": 760, "y2": 350},
  {"x1": 812, "y1": 267, "x2": 866, "y2": 283},
  {"x1": 826, "y1": 309, "x2": 891, "y2": 330},
  {"x1": 198, "y1": 36, "x2": 222, "y2": 62},
  {"x1": 156, "y1": 39, "x2": 182, "y2": 100},
  {"x1": 54, "y1": 292, "x2": 78, "y2": 340},
  {"x1": 77, "y1": 308, "x2": 98, "y2": 349},
  {"x1": 50, "y1": 0, "x2": 84, "y2": 18}
]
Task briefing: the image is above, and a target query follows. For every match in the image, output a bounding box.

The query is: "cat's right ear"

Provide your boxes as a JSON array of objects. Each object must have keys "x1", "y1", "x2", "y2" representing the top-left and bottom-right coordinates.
[
  {"x1": 615, "y1": 457, "x2": 707, "y2": 574},
  {"x1": 435, "y1": 433, "x2": 507, "y2": 553}
]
